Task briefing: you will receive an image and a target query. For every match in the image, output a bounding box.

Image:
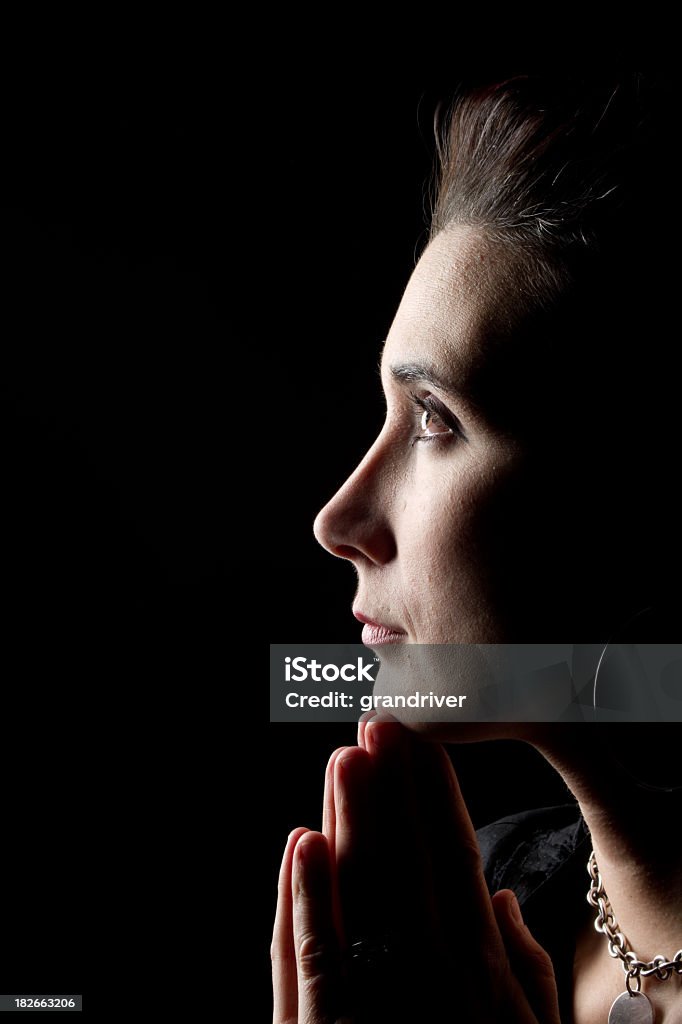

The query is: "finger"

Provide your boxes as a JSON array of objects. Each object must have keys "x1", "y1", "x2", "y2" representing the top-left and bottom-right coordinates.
[
  {"x1": 357, "y1": 709, "x2": 377, "y2": 749},
  {"x1": 322, "y1": 746, "x2": 351, "y2": 946},
  {"x1": 492, "y1": 890, "x2": 561, "y2": 1024},
  {"x1": 292, "y1": 831, "x2": 345, "y2": 1024},
  {"x1": 322, "y1": 746, "x2": 349, "y2": 846},
  {"x1": 333, "y1": 746, "x2": 375, "y2": 946},
  {"x1": 364, "y1": 719, "x2": 436, "y2": 929},
  {"x1": 409, "y1": 736, "x2": 506, "y2": 955},
  {"x1": 272, "y1": 826, "x2": 309, "y2": 1024}
]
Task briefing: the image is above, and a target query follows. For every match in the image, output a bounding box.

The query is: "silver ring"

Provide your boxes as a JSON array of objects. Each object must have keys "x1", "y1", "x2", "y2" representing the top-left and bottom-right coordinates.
[{"x1": 349, "y1": 935, "x2": 399, "y2": 971}]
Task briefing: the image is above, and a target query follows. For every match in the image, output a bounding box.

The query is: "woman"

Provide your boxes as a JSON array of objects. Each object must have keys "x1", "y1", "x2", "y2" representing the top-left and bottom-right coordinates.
[{"x1": 271, "y1": 74, "x2": 682, "y2": 1023}]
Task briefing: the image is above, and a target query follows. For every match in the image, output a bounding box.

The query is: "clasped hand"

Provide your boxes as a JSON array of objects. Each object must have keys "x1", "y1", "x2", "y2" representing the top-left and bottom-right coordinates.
[{"x1": 272, "y1": 717, "x2": 561, "y2": 1023}]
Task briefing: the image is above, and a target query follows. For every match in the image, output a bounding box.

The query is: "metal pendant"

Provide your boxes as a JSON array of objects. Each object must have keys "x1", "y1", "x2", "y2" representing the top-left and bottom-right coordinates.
[{"x1": 608, "y1": 991, "x2": 654, "y2": 1024}]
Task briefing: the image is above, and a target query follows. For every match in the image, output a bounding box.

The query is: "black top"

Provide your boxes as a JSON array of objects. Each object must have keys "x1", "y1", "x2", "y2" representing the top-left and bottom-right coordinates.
[{"x1": 476, "y1": 803, "x2": 592, "y2": 1024}]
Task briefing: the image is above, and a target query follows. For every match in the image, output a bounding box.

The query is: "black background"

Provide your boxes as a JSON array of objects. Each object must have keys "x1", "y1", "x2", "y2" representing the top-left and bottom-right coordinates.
[
  {"x1": 1, "y1": 56, "x2": 572, "y2": 1015},
  {"x1": 1, "y1": 50, "x2": 228, "y2": 1014}
]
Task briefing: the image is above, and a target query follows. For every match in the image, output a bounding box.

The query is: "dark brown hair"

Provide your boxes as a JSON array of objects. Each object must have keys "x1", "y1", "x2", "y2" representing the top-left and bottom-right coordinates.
[
  {"x1": 428, "y1": 74, "x2": 673, "y2": 313},
  {"x1": 430, "y1": 75, "x2": 661, "y2": 247}
]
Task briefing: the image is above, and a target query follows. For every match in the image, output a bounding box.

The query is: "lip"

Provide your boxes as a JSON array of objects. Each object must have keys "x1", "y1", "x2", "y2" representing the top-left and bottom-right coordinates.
[{"x1": 353, "y1": 610, "x2": 407, "y2": 647}]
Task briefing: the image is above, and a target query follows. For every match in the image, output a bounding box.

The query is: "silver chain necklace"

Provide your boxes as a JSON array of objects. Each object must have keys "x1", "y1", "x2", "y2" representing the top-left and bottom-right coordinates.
[{"x1": 586, "y1": 849, "x2": 682, "y2": 1022}]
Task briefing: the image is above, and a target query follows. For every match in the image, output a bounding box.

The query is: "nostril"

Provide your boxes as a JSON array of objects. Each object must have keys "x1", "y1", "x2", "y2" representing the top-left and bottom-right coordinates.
[{"x1": 332, "y1": 544, "x2": 361, "y2": 560}]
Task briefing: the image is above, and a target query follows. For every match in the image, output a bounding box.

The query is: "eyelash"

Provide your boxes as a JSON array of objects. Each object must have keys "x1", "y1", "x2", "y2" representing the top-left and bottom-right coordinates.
[{"x1": 408, "y1": 391, "x2": 464, "y2": 448}]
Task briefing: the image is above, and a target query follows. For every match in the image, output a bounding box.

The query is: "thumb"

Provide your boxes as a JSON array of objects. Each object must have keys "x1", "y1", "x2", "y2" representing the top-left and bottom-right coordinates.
[{"x1": 492, "y1": 889, "x2": 561, "y2": 1024}]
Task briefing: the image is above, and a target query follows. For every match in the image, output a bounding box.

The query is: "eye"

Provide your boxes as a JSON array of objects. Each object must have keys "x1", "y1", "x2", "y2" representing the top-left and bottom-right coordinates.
[
  {"x1": 419, "y1": 405, "x2": 450, "y2": 437},
  {"x1": 409, "y1": 392, "x2": 465, "y2": 447}
]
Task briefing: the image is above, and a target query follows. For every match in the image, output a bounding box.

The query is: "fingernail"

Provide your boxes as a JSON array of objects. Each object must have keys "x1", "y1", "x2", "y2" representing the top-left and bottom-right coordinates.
[
  {"x1": 325, "y1": 746, "x2": 349, "y2": 783},
  {"x1": 280, "y1": 828, "x2": 306, "y2": 883},
  {"x1": 295, "y1": 835, "x2": 328, "y2": 896},
  {"x1": 336, "y1": 750, "x2": 356, "y2": 775},
  {"x1": 358, "y1": 710, "x2": 378, "y2": 747},
  {"x1": 510, "y1": 893, "x2": 524, "y2": 925},
  {"x1": 335, "y1": 750, "x2": 367, "y2": 796},
  {"x1": 365, "y1": 718, "x2": 404, "y2": 754}
]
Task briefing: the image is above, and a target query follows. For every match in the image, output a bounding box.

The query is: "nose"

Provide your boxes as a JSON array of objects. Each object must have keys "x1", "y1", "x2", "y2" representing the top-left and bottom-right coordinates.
[{"x1": 313, "y1": 435, "x2": 397, "y2": 567}]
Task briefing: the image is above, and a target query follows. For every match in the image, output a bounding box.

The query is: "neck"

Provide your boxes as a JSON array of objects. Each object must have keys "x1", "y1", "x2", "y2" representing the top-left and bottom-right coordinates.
[{"x1": 527, "y1": 726, "x2": 682, "y2": 1023}]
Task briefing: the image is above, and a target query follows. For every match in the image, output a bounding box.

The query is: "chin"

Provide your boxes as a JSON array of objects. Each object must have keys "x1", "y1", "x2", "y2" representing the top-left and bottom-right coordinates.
[{"x1": 408, "y1": 721, "x2": 521, "y2": 743}]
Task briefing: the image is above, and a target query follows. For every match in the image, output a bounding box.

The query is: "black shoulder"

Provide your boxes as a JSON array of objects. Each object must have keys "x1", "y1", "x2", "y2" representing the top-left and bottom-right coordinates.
[{"x1": 476, "y1": 803, "x2": 589, "y2": 906}]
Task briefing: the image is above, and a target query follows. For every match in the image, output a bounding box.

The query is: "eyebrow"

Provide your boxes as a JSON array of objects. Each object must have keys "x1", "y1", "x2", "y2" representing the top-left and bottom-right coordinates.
[
  {"x1": 387, "y1": 361, "x2": 465, "y2": 400},
  {"x1": 376, "y1": 346, "x2": 491, "y2": 424}
]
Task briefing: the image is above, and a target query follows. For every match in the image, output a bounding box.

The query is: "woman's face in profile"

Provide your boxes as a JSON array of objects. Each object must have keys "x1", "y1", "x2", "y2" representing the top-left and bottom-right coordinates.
[{"x1": 314, "y1": 224, "x2": 560, "y2": 645}]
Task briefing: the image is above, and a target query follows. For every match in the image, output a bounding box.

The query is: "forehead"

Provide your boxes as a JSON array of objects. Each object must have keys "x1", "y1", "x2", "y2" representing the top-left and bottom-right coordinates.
[
  {"x1": 381, "y1": 225, "x2": 558, "y2": 435},
  {"x1": 382, "y1": 224, "x2": 521, "y2": 383}
]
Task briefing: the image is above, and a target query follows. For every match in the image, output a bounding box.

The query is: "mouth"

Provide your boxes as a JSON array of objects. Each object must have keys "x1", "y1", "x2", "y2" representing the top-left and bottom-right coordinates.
[{"x1": 353, "y1": 610, "x2": 408, "y2": 647}]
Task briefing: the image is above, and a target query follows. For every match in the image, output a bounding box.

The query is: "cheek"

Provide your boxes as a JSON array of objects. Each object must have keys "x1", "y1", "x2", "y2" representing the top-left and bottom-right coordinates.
[
  {"x1": 397, "y1": 466, "x2": 498, "y2": 632},
  {"x1": 405, "y1": 460, "x2": 497, "y2": 560}
]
